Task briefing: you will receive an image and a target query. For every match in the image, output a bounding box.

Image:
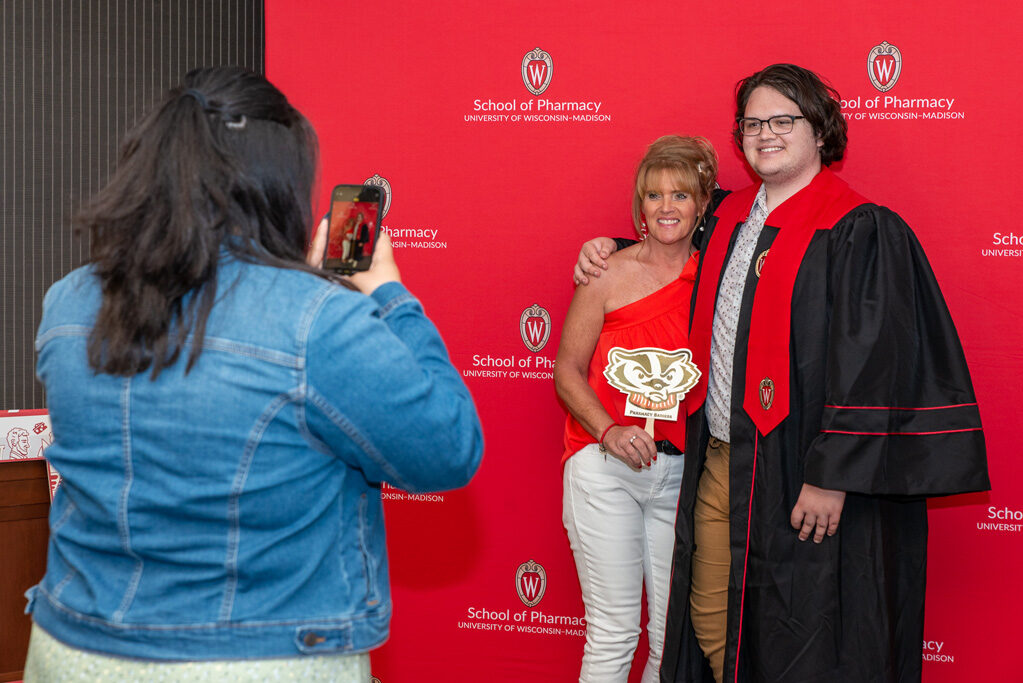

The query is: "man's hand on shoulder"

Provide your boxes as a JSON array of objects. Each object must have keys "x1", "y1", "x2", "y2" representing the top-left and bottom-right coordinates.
[
  {"x1": 573, "y1": 237, "x2": 618, "y2": 286},
  {"x1": 791, "y1": 483, "x2": 846, "y2": 543}
]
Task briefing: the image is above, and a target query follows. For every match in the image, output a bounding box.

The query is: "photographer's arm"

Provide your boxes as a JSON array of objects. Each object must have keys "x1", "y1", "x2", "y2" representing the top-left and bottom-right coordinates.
[{"x1": 304, "y1": 234, "x2": 483, "y2": 493}]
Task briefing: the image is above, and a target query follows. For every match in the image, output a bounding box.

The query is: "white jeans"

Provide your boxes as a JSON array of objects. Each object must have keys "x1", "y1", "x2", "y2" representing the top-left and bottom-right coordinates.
[{"x1": 563, "y1": 443, "x2": 684, "y2": 683}]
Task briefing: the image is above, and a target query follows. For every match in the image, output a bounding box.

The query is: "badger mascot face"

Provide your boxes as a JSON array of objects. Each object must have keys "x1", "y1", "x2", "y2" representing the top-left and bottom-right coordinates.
[{"x1": 603, "y1": 347, "x2": 701, "y2": 412}]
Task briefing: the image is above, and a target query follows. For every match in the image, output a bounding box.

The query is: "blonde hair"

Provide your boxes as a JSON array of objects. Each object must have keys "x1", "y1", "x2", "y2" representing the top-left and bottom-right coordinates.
[{"x1": 631, "y1": 135, "x2": 718, "y2": 236}]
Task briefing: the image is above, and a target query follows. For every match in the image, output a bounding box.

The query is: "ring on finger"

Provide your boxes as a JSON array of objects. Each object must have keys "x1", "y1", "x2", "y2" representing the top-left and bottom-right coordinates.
[{"x1": 629, "y1": 435, "x2": 636, "y2": 444}]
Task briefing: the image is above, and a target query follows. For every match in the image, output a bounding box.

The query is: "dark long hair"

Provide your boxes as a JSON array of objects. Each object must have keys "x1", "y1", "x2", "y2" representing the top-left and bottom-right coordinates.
[
  {"x1": 733, "y1": 63, "x2": 848, "y2": 166},
  {"x1": 77, "y1": 67, "x2": 327, "y2": 377}
]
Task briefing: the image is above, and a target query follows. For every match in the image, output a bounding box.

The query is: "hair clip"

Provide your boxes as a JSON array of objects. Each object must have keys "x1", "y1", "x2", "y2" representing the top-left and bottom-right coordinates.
[
  {"x1": 224, "y1": 115, "x2": 247, "y2": 130},
  {"x1": 182, "y1": 88, "x2": 209, "y2": 110}
]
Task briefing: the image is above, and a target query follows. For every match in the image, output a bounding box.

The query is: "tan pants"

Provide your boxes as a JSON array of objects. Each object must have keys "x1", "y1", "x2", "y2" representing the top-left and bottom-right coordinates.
[{"x1": 689, "y1": 438, "x2": 730, "y2": 683}]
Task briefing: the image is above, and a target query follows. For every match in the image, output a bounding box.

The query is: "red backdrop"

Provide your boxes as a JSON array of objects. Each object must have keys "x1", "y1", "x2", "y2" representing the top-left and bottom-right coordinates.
[{"x1": 266, "y1": 2, "x2": 1021, "y2": 680}]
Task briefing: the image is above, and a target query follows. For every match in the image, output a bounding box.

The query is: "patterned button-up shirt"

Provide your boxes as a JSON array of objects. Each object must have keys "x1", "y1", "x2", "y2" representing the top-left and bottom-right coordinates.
[{"x1": 706, "y1": 185, "x2": 768, "y2": 441}]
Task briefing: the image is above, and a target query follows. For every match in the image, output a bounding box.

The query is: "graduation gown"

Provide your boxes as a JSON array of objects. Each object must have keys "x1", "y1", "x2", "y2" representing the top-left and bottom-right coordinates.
[{"x1": 660, "y1": 168, "x2": 990, "y2": 683}]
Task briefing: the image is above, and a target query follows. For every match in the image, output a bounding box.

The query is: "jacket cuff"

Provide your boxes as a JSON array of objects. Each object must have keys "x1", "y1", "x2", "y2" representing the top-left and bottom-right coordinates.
[{"x1": 369, "y1": 282, "x2": 419, "y2": 317}]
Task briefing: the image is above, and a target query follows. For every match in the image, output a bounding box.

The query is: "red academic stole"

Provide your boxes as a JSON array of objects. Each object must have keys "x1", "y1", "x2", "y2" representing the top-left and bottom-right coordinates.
[{"x1": 688, "y1": 168, "x2": 867, "y2": 435}]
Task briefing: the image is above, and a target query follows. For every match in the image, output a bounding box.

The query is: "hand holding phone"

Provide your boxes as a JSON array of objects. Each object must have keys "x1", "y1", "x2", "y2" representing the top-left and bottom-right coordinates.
[
  {"x1": 323, "y1": 184, "x2": 384, "y2": 274},
  {"x1": 348, "y1": 232, "x2": 400, "y2": 295}
]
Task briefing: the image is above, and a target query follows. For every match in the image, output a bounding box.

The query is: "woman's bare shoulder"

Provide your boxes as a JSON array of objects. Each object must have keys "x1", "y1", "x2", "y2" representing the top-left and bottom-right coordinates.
[{"x1": 604, "y1": 243, "x2": 643, "y2": 276}]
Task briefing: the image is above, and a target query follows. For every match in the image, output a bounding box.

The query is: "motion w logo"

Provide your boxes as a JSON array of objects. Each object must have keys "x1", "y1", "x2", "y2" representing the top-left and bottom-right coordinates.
[
  {"x1": 520, "y1": 573, "x2": 542, "y2": 602},
  {"x1": 525, "y1": 318, "x2": 546, "y2": 347},
  {"x1": 526, "y1": 62, "x2": 547, "y2": 91},
  {"x1": 873, "y1": 55, "x2": 896, "y2": 85}
]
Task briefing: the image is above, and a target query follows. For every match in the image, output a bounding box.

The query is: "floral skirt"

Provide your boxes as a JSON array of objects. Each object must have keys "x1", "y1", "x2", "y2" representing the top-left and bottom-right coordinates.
[{"x1": 23, "y1": 623, "x2": 372, "y2": 682}]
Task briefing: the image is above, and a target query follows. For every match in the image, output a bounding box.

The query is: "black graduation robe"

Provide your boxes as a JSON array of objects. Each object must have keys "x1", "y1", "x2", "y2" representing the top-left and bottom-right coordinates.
[{"x1": 659, "y1": 168, "x2": 990, "y2": 683}]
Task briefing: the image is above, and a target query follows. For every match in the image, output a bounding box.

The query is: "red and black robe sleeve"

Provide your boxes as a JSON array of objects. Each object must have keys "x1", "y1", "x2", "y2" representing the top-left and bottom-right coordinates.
[{"x1": 802, "y1": 205, "x2": 989, "y2": 496}]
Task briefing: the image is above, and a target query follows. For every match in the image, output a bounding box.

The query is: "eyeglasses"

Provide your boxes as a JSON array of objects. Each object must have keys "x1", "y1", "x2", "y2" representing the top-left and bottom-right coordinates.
[{"x1": 736, "y1": 115, "x2": 807, "y2": 136}]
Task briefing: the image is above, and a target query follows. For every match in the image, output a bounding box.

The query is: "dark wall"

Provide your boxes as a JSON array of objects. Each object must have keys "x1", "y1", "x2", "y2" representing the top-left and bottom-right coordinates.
[{"x1": 1, "y1": 0, "x2": 264, "y2": 409}]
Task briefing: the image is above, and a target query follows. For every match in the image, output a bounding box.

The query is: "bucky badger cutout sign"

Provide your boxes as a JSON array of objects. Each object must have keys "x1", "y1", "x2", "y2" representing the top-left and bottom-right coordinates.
[{"x1": 603, "y1": 347, "x2": 701, "y2": 430}]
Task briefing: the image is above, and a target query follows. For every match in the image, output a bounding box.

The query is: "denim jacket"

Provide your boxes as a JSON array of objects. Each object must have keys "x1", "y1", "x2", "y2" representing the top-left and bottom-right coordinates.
[{"x1": 26, "y1": 255, "x2": 483, "y2": 660}]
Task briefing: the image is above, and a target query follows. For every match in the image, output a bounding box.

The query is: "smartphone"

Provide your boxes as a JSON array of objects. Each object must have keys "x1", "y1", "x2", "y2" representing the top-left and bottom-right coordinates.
[{"x1": 323, "y1": 184, "x2": 384, "y2": 274}]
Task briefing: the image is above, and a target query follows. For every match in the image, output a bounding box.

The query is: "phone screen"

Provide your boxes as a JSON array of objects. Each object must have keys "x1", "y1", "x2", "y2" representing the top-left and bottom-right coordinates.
[{"x1": 324, "y1": 184, "x2": 383, "y2": 274}]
